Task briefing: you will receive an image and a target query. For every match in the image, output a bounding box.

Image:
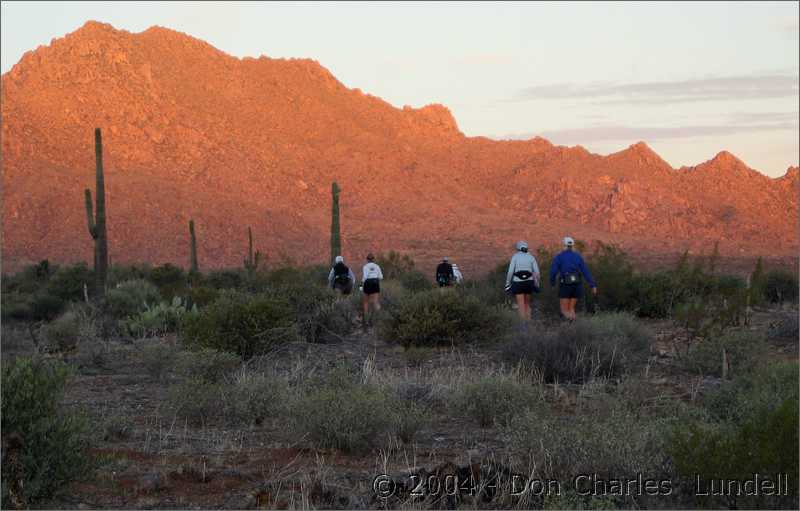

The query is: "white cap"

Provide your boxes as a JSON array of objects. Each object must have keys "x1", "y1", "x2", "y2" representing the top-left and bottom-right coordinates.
[
  {"x1": 443, "y1": 256, "x2": 449, "y2": 262},
  {"x1": 334, "y1": 255, "x2": 344, "y2": 263},
  {"x1": 563, "y1": 237, "x2": 575, "y2": 247},
  {"x1": 515, "y1": 240, "x2": 528, "y2": 251}
]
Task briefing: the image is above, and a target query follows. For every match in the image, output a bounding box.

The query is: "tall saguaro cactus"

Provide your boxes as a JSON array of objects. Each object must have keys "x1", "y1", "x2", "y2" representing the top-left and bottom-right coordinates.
[
  {"x1": 330, "y1": 182, "x2": 341, "y2": 264},
  {"x1": 189, "y1": 219, "x2": 199, "y2": 274},
  {"x1": 244, "y1": 227, "x2": 262, "y2": 274},
  {"x1": 84, "y1": 128, "x2": 108, "y2": 299}
]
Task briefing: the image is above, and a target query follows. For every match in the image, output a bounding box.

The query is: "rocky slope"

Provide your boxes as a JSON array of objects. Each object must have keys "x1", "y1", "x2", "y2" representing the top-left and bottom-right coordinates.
[{"x1": 2, "y1": 21, "x2": 797, "y2": 274}]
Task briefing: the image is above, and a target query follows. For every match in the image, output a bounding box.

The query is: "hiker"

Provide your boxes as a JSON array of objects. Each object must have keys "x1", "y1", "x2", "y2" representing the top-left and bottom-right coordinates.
[
  {"x1": 549, "y1": 236, "x2": 597, "y2": 320},
  {"x1": 435, "y1": 257, "x2": 455, "y2": 287},
  {"x1": 451, "y1": 262, "x2": 464, "y2": 285},
  {"x1": 328, "y1": 255, "x2": 356, "y2": 295},
  {"x1": 361, "y1": 253, "x2": 383, "y2": 319},
  {"x1": 505, "y1": 240, "x2": 541, "y2": 321}
]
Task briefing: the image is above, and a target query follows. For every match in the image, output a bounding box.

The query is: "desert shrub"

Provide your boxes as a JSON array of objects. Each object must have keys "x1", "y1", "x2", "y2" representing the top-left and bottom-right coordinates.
[
  {"x1": 669, "y1": 398, "x2": 798, "y2": 509},
  {"x1": 1, "y1": 357, "x2": 91, "y2": 506},
  {"x1": 630, "y1": 271, "x2": 682, "y2": 318},
  {"x1": 40, "y1": 310, "x2": 81, "y2": 352},
  {"x1": 148, "y1": 263, "x2": 186, "y2": 298},
  {"x1": 455, "y1": 374, "x2": 542, "y2": 428},
  {"x1": 107, "y1": 263, "x2": 152, "y2": 287},
  {"x1": 138, "y1": 341, "x2": 179, "y2": 381},
  {"x1": 303, "y1": 298, "x2": 358, "y2": 343},
  {"x1": 46, "y1": 263, "x2": 93, "y2": 302},
  {"x1": 768, "y1": 313, "x2": 799, "y2": 341},
  {"x1": 167, "y1": 378, "x2": 225, "y2": 423},
  {"x1": 764, "y1": 269, "x2": 799, "y2": 304},
  {"x1": 120, "y1": 296, "x2": 195, "y2": 338},
  {"x1": 176, "y1": 348, "x2": 241, "y2": 383},
  {"x1": 393, "y1": 401, "x2": 431, "y2": 444},
  {"x1": 187, "y1": 285, "x2": 219, "y2": 308},
  {"x1": 376, "y1": 250, "x2": 416, "y2": 280},
  {"x1": 2, "y1": 261, "x2": 52, "y2": 295},
  {"x1": 104, "y1": 279, "x2": 161, "y2": 319},
  {"x1": 682, "y1": 330, "x2": 764, "y2": 378},
  {"x1": 399, "y1": 270, "x2": 431, "y2": 293},
  {"x1": 1, "y1": 291, "x2": 35, "y2": 321},
  {"x1": 703, "y1": 362, "x2": 798, "y2": 424},
  {"x1": 508, "y1": 406, "x2": 675, "y2": 489},
  {"x1": 584, "y1": 242, "x2": 637, "y2": 313},
  {"x1": 462, "y1": 261, "x2": 510, "y2": 309},
  {"x1": 224, "y1": 369, "x2": 289, "y2": 426},
  {"x1": 288, "y1": 369, "x2": 393, "y2": 452},
  {"x1": 378, "y1": 288, "x2": 509, "y2": 347},
  {"x1": 502, "y1": 313, "x2": 651, "y2": 383},
  {"x1": 102, "y1": 415, "x2": 133, "y2": 442},
  {"x1": 181, "y1": 291, "x2": 296, "y2": 359},
  {"x1": 264, "y1": 265, "x2": 311, "y2": 288},
  {"x1": 205, "y1": 269, "x2": 247, "y2": 290}
]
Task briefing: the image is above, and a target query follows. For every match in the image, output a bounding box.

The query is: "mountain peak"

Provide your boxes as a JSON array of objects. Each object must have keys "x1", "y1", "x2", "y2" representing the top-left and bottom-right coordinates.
[
  {"x1": 607, "y1": 141, "x2": 671, "y2": 171},
  {"x1": 710, "y1": 150, "x2": 745, "y2": 166}
]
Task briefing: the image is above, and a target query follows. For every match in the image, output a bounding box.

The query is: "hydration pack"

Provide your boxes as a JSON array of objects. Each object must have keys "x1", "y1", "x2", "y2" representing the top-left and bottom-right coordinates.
[
  {"x1": 514, "y1": 270, "x2": 533, "y2": 281},
  {"x1": 333, "y1": 262, "x2": 351, "y2": 285}
]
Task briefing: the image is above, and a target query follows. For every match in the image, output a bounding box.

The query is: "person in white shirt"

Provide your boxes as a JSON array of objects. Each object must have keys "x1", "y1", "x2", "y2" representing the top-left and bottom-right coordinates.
[
  {"x1": 505, "y1": 240, "x2": 541, "y2": 321},
  {"x1": 451, "y1": 263, "x2": 464, "y2": 285},
  {"x1": 361, "y1": 253, "x2": 384, "y2": 320}
]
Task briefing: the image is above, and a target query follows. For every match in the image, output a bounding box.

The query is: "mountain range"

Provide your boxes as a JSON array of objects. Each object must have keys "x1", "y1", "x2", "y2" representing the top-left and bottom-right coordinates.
[{"x1": 2, "y1": 21, "x2": 797, "y2": 275}]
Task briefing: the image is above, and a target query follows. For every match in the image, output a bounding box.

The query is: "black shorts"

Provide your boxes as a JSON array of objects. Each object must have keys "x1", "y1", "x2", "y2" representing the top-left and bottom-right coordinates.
[
  {"x1": 511, "y1": 280, "x2": 535, "y2": 295},
  {"x1": 333, "y1": 279, "x2": 353, "y2": 295},
  {"x1": 559, "y1": 283, "x2": 582, "y2": 299},
  {"x1": 363, "y1": 278, "x2": 380, "y2": 295}
]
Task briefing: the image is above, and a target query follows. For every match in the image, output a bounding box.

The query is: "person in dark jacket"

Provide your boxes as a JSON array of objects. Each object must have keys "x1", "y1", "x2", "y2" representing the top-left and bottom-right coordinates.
[
  {"x1": 435, "y1": 257, "x2": 455, "y2": 287},
  {"x1": 328, "y1": 255, "x2": 356, "y2": 295},
  {"x1": 549, "y1": 236, "x2": 597, "y2": 320}
]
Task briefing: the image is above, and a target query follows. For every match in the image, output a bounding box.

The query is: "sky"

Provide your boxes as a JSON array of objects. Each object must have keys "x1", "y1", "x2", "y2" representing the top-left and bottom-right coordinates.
[{"x1": 2, "y1": 1, "x2": 798, "y2": 176}]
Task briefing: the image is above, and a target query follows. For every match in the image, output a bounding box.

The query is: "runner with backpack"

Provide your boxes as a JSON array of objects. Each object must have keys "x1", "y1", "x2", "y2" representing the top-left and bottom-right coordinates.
[
  {"x1": 505, "y1": 241, "x2": 541, "y2": 321},
  {"x1": 435, "y1": 257, "x2": 455, "y2": 287},
  {"x1": 328, "y1": 255, "x2": 356, "y2": 295},
  {"x1": 549, "y1": 236, "x2": 597, "y2": 320},
  {"x1": 361, "y1": 253, "x2": 383, "y2": 322}
]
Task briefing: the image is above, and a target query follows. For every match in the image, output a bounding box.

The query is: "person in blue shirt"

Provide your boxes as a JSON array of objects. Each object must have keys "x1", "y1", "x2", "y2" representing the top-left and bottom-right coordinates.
[{"x1": 549, "y1": 236, "x2": 598, "y2": 320}]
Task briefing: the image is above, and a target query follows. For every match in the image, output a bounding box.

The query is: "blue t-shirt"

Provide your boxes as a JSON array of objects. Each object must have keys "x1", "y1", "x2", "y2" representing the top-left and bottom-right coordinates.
[{"x1": 549, "y1": 250, "x2": 596, "y2": 288}]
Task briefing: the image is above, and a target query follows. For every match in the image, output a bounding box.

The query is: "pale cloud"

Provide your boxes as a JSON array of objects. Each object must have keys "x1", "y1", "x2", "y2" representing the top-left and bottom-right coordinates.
[
  {"x1": 512, "y1": 73, "x2": 799, "y2": 104},
  {"x1": 498, "y1": 121, "x2": 798, "y2": 144},
  {"x1": 456, "y1": 53, "x2": 514, "y2": 66}
]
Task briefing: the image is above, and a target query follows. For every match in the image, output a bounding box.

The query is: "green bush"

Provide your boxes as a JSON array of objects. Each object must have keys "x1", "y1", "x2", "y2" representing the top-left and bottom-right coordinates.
[
  {"x1": 584, "y1": 242, "x2": 637, "y2": 313},
  {"x1": 177, "y1": 348, "x2": 241, "y2": 383},
  {"x1": 40, "y1": 310, "x2": 81, "y2": 352},
  {"x1": 455, "y1": 374, "x2": 541, "y2": 428},
  {"x1": 167, "y1": 377, "x2": 225, "y2": 424},
  {"x1": 46, "y1": 263, "x2": 93, "y2": 302},
  {"x1": 502, "y1": 313, "x2": 651, "y2": 383},
  {"x1": 399, "y1": 270, "x2": 431, "y2": 293},
  {"x1": 630, "y1": 271, "x2": 683, "y2": 318},
  {"x1": 181, "y1": 291, "x2": 296, "y2": 359},
  {"x1": 764, "y1": 270, "x2": 799, "y2": 304},
  {"x1": 509, "y1": 406, "x2": 674, "y2": 484},
  {"x1": 224, "y1": 370, "x2": 288, "y2": 426},
  {"x1": 107, "y1": 263, "x2": 152, "y2": 287},
  {"x1": 669, "y1": 398, "x2": 798, "y2": 509},
  {"x1": 187, "y1": 285, "x2": 219, "y2": 308},
  {"x1": 1, "y1": 357, "x2": 91, "y2": 506},
  {"x1": 288, "y1": 376, "x2": 393, "y2": 453},
  {"x1": 138, "y1": 341, "x2": 179, "y2": 381},
  {"x1": 120, "y1": 296, "x2": 195, "y2": 338},
  {"x1": 376, "y1": 250, "x2": 416, "y2": 280},
  {"x1": 205, "y1": 269, "x2": 247, "y2": 290},
  {"x1": 104, "y1": 279, "x2": 161, "y2": 319},
  {"x1": 392, "y1": 401, "x2": 431, "y2": 444},
  {"x1": 149, "y1": 263, "x2": 186, "y2": 298},
  {"x1": 703, "y1": 362, "x2": 799, "y2": 424},
  {"x1": 682, "y1": 330, "x2": 764, "y2": 378},
  {"x1": 378, "y1": 288, "x2": 509, "y2": 347}
]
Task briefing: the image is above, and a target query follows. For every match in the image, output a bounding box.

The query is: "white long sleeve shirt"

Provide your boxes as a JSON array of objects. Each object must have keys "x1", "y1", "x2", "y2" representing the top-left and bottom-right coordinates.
[
  {"x1": 362, "y1": 262, "x2": 383, "y2": 281},
  {"x1": 506, "y1": 251, "x2": 540, "y2": 287}
]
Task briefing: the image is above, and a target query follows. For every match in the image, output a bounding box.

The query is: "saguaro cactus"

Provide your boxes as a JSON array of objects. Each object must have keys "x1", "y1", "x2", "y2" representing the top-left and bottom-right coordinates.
[
  {"x1": 244, "y1": 227, "x2": 262, "y2": 274},
  {"x1": 330, "y1": 182, "x2": 341, "y2": 264},
  {"x1": 189, "y1": 219, "x2": 199, "y2": 274},
  {"x1": 84, "y1": 128, "x2": 108, "y2": 299}
]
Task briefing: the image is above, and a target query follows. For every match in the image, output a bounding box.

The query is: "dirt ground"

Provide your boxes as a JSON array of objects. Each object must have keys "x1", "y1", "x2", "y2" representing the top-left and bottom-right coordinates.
[{"x1": 1, "y1": 304, "x2": 797, "y2": 510}]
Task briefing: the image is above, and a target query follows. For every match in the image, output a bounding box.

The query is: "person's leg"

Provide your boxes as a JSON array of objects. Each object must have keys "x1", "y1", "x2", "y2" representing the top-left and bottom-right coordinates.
[
  {"x1": 559, "y1": 298, "x2": 571, "y2": 319},
  {"x1": 523, "y1": 294, "x2": 532, "y2": 321},
  {"x1": 515, "y1": 293, "x2": 527, "y2": 320},
  {"x1": 567, "y1": 298, "x2": 578, "y2": 320},
  {"x1": 362, "y1": 292, "x2": 369, "y2": 318},
  {"x1": 371, "y1": 293, "x2": 381, "y2": 311}
]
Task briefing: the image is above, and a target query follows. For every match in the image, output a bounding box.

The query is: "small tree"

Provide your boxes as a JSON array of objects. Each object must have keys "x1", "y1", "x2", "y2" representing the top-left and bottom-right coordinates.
[{"x1": 189, "y1": 219, "x2": 199, "y2": 275}]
